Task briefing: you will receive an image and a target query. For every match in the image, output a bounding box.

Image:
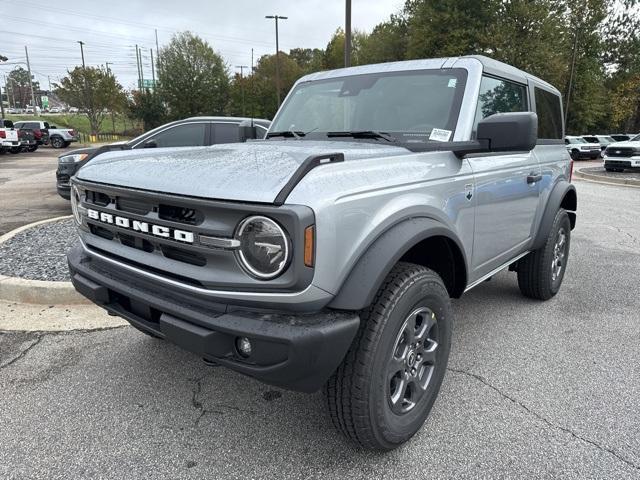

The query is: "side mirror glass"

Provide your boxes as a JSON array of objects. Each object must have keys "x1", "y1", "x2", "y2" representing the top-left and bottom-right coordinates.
[{"x1": 477, "y1": 112, "x2": 538, "y2": 152}]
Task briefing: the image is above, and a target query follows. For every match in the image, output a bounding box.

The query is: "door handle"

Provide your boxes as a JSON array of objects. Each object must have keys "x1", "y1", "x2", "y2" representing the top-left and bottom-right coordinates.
[{"x1": 527, "y1": 174, "x2": 542, "y2": 184}]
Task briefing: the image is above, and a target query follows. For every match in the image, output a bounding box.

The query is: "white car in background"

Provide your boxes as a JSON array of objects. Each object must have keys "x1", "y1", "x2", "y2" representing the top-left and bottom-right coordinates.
[
  {"x1": 564, "y1": 135, "x2": 601, "y2": 160},
  {"x1": 603, "y1": 137, "x2": 640, "y2": 172},
  {"x1": 582, "y1": 135, "x2": 617, "y2": 156}
]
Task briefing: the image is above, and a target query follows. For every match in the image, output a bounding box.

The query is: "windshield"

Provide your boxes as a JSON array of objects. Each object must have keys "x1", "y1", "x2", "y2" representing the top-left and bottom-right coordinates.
[
  {"x1": 270, "y1": 69, "x2": 468, "y2": 145},
  {"x1": 567, "y1": 137, "x2": 586, "y2": 143},
  {"x1": 631, "y1": 134, "x2": 640, "y2": 141}
]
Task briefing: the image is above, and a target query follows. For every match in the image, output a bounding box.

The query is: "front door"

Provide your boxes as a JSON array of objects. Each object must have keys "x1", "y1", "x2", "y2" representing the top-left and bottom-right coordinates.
[{"x1": 467, "y1": 74, "x2": 540, "y2": 276}]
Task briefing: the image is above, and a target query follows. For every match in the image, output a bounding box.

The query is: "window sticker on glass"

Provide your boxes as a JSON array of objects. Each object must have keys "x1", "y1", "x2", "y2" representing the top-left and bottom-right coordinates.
[
  {"x1": 429, "y1": 128, "x2": 452, "y2": 142},
  {"x1": 448, "y1": 78, "x2": 457, "y2": 88}
]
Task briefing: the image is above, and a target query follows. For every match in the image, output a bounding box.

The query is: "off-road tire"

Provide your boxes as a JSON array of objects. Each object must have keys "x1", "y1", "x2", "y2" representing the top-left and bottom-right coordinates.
[
  {"x1": 9, "y1": 147, "x2": 21, "y2": 154},
  {"x1": 517, "y1": 209, "x2": 571, "y2": 300},
  {"x1": 27, "y1": 145, "x2": 38, "y2": 152},
  {"x1": 325, "y1": 262, "x2": 452, "y2": 450}
]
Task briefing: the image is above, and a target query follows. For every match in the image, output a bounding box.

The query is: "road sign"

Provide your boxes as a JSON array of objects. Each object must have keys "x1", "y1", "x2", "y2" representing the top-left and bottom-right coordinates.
[
  {"x1": 41, "y1": 95, "x2": 49, "y2": 109},
  {"x1": 138, "y1": 79, "x2": 156, "y2": 89}
]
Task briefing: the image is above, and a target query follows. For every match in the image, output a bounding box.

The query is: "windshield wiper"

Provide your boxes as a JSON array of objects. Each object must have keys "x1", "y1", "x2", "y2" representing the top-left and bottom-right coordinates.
[
  {"x1": 326, "y1": 130, "x2": 396, "y2": 142},
  {"x1": 266, "y1": 130, "x2": 306, "y2": 139}
]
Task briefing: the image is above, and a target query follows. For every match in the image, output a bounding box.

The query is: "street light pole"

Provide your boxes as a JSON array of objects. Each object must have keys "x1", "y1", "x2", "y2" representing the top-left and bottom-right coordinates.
[
  {"x1": 236, "y1": 65, "x2": 249, "y2": 116},
  {"x1": 265, "y1": 15, "x2": 288, "y2": 106},
  {"x1": 345, "y1": 0, "x2": 352, "y2": 67}
]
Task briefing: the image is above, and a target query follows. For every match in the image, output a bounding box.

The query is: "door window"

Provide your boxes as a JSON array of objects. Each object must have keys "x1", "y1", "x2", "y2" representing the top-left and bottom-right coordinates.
[
  {"x1": 148, "y1": 123, "x2": 206, "y2": 148},
  {"x1": 212, "y1": 123, "x2": 239, "y2": 144},
  {"x1": 473, "y1": 76, "x2": 528, "y2": 135},
  {"x1": 534, "y1": 87, "x2": 563, "y2": 139}
]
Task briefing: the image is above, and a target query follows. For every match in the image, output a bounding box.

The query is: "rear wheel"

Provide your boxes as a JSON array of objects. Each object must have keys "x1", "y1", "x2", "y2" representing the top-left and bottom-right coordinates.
[
  {"x1": 9, "y1": 147, "x2": 21, "y2": 154},
  {"x1": 27, "y1": 145, "x2": 38, "y2": 152},
  {"x1": 517, "y1": 209, "x2": 571, "y2": 300},
  {"x1": 50, "y1": 136, "x2": 65, "y2": 148},
  {"x1": 325, "y1": 262, "x2": 452, "y2": 450}
]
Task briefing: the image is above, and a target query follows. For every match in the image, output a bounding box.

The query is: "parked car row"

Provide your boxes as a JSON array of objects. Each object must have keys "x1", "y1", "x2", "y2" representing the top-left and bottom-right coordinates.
[
  {"x1": 0, "y1": 119, "x2": 79, "y2": 154},
  {"x1": 56, "y1": 116, "x2": 271, "y2": 199},
  {"x1": 0, "y1": 118, "x2": 37, "y2": 154},
  {"x1": 4, "y1": 106, "x2": 79, "y2": 114},
  {"x1": 564, "y1": 133, "x2": 639, "y2": 160},
  {"x1": 603, "y1": 135, "x2": 640, "y2": 172}
]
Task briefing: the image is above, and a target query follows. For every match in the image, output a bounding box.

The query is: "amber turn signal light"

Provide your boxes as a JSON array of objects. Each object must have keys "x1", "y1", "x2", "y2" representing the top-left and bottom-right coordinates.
[{"x1": 304, "y1": 226, "x2": 315, "y2": 267}]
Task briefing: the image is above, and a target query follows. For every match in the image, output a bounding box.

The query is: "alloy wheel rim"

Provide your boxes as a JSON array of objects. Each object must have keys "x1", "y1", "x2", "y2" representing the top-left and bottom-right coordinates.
[
  {"x1": 387, "y1": 307, "x2": 439, "y2": 415},
  {"x1": 552, "y1": 228, "x2": 567, "y2": 282}
]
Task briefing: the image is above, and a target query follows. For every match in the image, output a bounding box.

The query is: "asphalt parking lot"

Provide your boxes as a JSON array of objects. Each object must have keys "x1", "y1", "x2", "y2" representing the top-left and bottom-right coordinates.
[
  {"x1": 0, "y1": 149, "x2": 71, "y2": 236},
  {"x1": 1, "y1": 176, "x2": 639, "y2": 478}
]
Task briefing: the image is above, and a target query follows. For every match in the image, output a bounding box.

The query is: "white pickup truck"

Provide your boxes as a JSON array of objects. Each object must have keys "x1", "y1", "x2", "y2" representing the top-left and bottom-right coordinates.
[
  {"x1": 0, "y1": 119, "x2": 20, "y2": 153},
  {"x1": 48, "y1": 124, "x2": 79, "y2": 148}
]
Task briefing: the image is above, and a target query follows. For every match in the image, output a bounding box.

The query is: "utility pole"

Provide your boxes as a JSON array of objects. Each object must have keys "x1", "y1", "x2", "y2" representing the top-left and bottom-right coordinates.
[
  {"x1": 345, "y1": 0, "x2": 352, "y2": 67},
  {"x1": 564, "y1": 29, "x2": 579, "y2": 125},
  {"x1": 265, "y1": 15, "x2": 288, "y2": 106},
  {"x1": 135, "y1": 45, "x2": 141, "y2": 89},
  {"x1": 0, "y1": 82, "x2": 5, "y2": 118},
  {"x1": 105, "y1": 62, "x2": 112, "y2": 74},
  {"x1": 251, "y1": 48, "x2": 255, "y2": 124},
  {"x1": 155, "y1": 29, "x2": 160, "y2": 70},
  {"x1": 150, "y1": 48, "x2": 155, "y2": 86},
  {"x1": 140, "y1": 48, "x2": 145, "y2": 88},
  {"x1": 235, "y1": 65, "x2": 249, "y2": 116},
  {"x1": 77, "y1": 41, "x2": 86, "y2": 68},
  {"x1": 47, "y1": 75, "x2": 51, "y2": 92},
  {"x1": 24, "y1": 46, "x2": 36, "y2": 113}
]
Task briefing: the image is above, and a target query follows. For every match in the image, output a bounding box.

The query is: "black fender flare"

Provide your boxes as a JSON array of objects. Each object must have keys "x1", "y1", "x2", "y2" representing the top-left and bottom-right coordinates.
[
  {"x1": 531, "y1": 180, "x2": 577, "y2": 251},
  {"x1": 329, "y1": 217, "x2": 468, "y2": 310}
]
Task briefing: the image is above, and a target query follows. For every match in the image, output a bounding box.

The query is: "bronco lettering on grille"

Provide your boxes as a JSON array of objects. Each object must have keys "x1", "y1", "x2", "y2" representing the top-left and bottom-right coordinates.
[{"x1": 86, "y1": 208, "x2": 194, "y2": 243}]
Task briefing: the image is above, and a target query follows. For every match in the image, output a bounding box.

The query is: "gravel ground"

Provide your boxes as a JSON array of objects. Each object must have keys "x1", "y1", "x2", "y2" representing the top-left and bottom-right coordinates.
[{"x1": 0, "y1": 219, "x2": 75, "y2": 281}]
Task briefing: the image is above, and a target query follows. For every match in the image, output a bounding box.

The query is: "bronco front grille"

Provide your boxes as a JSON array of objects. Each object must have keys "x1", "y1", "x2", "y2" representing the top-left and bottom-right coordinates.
[{"x1": 606, "y1": 147, "x2": 636, "y2": 158}]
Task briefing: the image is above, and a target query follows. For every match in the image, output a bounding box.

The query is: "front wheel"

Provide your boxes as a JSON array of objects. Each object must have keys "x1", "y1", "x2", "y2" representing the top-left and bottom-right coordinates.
[
  {"x1": 517, "y1": 209, "x2": 571, "y2": 300},
  {"x1": 325, "y1": 262, "x2": 452, "y2": 450}
]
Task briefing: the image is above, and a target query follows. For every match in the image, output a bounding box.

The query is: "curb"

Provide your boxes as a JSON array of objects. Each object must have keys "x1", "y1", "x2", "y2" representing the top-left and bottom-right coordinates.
[
  {"x1": 573, "y1": 168, "x2": 640, "y2": 188},
  {"x1": 0, "y1": 216, "x2": 88, "y2": 305}
]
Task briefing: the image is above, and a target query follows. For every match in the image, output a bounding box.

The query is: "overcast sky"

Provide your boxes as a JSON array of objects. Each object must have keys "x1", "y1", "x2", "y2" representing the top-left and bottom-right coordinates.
[{"x1": 1, "y1": 0, "x2": 403, "y2": 91}]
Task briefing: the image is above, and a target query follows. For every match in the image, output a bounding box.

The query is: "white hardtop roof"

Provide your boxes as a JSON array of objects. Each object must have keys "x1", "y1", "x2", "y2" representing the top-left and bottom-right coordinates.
[{"x1": 297, "y1": 55, "x2": 560, "y2": 95}]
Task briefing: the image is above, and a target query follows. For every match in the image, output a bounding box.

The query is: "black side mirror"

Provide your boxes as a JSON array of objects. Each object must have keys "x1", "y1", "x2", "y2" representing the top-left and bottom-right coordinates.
[
  {"x1": 144, "y1": 139, "x2": 157, "y2": 148},
  {"x1": 50, "y1": 125, "x2": 57, "y2": 129},
  {"x1": 239, "y1": 124, "x2": 258, "y2": 142},
  {"x1": 477, "y1": 112, "x2": 538, "y2": 152}
]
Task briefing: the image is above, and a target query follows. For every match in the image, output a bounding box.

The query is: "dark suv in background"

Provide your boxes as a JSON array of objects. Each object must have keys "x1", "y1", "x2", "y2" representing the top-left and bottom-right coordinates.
[{"x1": 56, "y1": 116, "x2": 271, "y2": 199}]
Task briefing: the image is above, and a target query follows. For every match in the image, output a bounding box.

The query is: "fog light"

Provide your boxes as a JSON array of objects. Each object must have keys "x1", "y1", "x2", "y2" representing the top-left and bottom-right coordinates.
[{"x1": 236, "y1": 337, "x2": 252, "y2": 358}]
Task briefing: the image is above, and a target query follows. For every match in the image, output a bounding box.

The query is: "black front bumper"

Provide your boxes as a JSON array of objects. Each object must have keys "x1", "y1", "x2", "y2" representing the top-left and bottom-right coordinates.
[{"x1": 68, "y1": 243, "x2": 359, "y2": 393}]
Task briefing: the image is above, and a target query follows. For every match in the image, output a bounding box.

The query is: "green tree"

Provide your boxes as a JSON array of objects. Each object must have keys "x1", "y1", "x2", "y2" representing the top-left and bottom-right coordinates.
[
  {"x1": 323, "y1": 28, "x2": 369, "y2": 69},
  {"x1": 129, "y1": 89, "x2": 167, "y2": 131},
  {"x1": 157, "y1": 32, "x2": 229, "y2": 119},
  {"x1": 6, "y1": 67, "x2": 40, "y2": 108},
  {"x1": 289, "y1": 48, "x2": 325, "y2": 74},
  {"x1": 54, "y1": 67, "x2": 126, "y2": 134},
  {"x1": 403, "y1": 0, "x2": 499, "y2": 58},
  {"x1": 248, "y1": 52, "x2": 304, "y2": 119},
  {"x1": 359, "y1": 14, "x2": 408, "y2": 65}
]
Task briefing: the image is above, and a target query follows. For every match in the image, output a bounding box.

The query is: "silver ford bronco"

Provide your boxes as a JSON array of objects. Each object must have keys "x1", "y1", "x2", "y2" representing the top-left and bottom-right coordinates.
[{"x1": 68, "y1": 55, "x2": 577, "y2": 450}]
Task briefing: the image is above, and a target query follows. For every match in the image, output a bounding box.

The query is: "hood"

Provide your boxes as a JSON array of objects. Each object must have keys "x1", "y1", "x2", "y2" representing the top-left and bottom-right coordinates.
[
  {"x1": 76, "y1": 140, "x2": 411, "y2": 203},
  {"x1": 605, "y1": 140, "x2": 640, "y2": 149}
]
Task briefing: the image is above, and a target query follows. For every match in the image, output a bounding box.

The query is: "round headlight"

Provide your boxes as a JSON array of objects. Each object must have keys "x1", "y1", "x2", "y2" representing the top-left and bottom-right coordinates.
[
  {"x1": 70, "y1": 185, "x2": 82, "y2": 225},
  {"x1": 235, "y1": 216, "x2": 290, "y2": 279}
]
